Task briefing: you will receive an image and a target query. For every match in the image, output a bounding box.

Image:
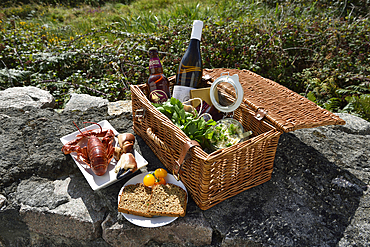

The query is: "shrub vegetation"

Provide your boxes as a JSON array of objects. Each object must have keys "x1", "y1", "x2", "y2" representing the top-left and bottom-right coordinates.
[{"x1": 0, "y1": 0, "x2": 369, "y2": 121}]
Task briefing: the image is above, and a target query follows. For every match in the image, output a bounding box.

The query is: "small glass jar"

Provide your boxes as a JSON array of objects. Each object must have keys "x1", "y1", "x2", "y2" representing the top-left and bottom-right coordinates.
[
  {"x1": 210, "y1": 118, "x2": 252, "y2": 150},
  {"x1": 209, "y1": 72, "x2": 244, "y2": 113}
]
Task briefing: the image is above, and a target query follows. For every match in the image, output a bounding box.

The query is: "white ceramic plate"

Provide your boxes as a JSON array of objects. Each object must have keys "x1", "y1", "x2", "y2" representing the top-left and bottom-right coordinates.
[
  {"x1": 60, "y1": 120, "x2": 148, "y2": 191},
  {"x1": 118, "y1": 172, "x2": 188, "y2": 228}
]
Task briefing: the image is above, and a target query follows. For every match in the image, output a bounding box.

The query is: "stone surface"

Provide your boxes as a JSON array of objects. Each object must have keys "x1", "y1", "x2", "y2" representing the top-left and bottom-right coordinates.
[
  {"x1": 292, "y1": 113, "x2": 370, "y2": 247},
  {"x1": 108, "y1": 100, "x2": 132, "y2": 115},
  {"x1": 0, "y1": 101, "x2": 369, "y2": 247},
  {"x1": 63, "y1": 93, "x2": 108, "y2": 112},
  {"x1": 0, "y1": 86, "x2": 55, "y2": 109},
  {"x1": 203, "y1": 131, "x2": 368, "y2": 247},
  {"x1": 334, "y1": 113, "x2": 370, "y2": 135},
  {"x1": 0, "y1": 194, "x2": 6, "y2": 209},
  {"x1": 17, "y1": 176, "x2": 106, "y2": 240},
  {"x1": 102, "y1": 212, "x2": 213, "y2": 247}
]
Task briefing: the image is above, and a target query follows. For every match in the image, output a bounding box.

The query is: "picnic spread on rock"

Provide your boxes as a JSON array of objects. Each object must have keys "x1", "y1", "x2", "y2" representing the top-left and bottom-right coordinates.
[{"x1": 60, "y1": 20, "x2": 346, "y2": 227}]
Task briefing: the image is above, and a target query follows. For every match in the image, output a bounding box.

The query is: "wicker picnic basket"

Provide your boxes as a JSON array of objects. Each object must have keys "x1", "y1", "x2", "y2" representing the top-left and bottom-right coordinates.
[{"x1": 131, "y1": 68, "x2": 345, "y2": 210}]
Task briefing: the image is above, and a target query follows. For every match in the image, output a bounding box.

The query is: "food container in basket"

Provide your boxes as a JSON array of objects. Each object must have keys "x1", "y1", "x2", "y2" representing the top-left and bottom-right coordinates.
[
  {"x1": 209, "y1": 72, "x2": 244, "y2": 113},
  {"x1": 130, "y1": 68, "x2": 345, "y2": 210},
  {"x1": 210, "y1": 118, "x2": 252, "y2": 150}
]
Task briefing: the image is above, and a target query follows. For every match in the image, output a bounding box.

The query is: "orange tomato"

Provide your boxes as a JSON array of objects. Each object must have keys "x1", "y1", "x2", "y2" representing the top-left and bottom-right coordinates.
[
  {"x1": 154, "y1": 168, "x2": 168, "y2": 178},
  {"x1": 143, "y1": 174, "x2": 156, "y2": 187},
  {"x1": 154, "y1": 177, "x2": 166, "y2": 185}
]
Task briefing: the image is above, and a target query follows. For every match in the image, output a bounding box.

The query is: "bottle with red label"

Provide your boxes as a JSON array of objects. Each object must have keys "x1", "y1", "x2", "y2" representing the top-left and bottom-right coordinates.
[{"x1": 147, "y1": 47, "x2": 170, "y2": 103}]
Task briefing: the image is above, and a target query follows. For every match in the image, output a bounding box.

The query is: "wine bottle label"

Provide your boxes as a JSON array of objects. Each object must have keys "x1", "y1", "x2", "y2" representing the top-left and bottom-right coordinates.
[
  {"x1": 149, "y1": 90, "x2": 168, "y2": 103},
  {"x1": 177, "y1": 65, "x2": 202, "y2": 87},
  {"x1": 149, "y1": 58, "x2": 162, "y2": 69},
  {"x1": 178, "y1": 65, "x2": 202, "y2": 73}
]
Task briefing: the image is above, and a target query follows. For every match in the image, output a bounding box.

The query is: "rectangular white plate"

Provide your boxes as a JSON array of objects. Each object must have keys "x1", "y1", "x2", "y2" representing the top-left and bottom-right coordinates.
[{"x1": 60, "y1": 120, "x2": 148, "y2": 190}]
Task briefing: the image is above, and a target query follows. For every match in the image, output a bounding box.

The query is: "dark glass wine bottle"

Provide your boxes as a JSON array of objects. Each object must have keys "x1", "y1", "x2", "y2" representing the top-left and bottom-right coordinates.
[
  {"x1": 175, "y1": 20, "x2": 203, "y2": 88},
  {"x1": 147, "y1": 47, "x2": 170, "y2": 103}
]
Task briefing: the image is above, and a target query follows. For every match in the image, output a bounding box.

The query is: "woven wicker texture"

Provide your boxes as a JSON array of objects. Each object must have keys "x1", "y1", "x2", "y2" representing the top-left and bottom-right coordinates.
[
  {"x1": 131, "y1": 68, "x2": 345, "y2": 210},
  {"x1": 203, "y1": 68, "x2": 345, "y2": 132}
]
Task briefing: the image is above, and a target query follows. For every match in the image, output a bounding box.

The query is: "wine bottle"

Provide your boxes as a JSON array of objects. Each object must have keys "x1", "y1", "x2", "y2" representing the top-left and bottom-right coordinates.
[
  {"x1": 175, "y1": 20, "x2": 203, "y2": 88},
  {"x1": 147, "y1": 47, "x2": 171, "y2": 103}
]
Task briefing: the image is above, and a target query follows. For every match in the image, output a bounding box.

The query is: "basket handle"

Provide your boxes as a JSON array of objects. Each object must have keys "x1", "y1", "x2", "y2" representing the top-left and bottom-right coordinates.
[
  {"x1": 135, "y1": 108, "x2": 146, "y2": 122},
  {"x1": 173, "y1": 140, "x2": 200, "y2": 181},
  {"x1": 146, "y1": 127, "x2": 172, "y2": 153},
  {"x1": 146, "y1": 127, "x2": 200, "y2": 181}
]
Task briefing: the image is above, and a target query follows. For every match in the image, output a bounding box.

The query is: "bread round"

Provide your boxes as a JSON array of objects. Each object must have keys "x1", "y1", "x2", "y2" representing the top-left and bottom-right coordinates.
[
  {"x1": 118, "y1": 183, "x2": 153, "y2": 218},
  {"x1": 118, "y1": 182, "x2": 187, "y2": 218}
]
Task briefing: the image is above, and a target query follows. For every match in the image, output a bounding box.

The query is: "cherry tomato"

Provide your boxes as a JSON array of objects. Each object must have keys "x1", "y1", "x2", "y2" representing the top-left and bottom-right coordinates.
[
  {"x1": 143, "y1": 174, "x2": 155, "y2": 187},
  {"x1": 154, "y1": 177, "x2": 166, "y2": 185},
  {"x1": 154, "y1": 168, "x2": 168, "y2": 178}
]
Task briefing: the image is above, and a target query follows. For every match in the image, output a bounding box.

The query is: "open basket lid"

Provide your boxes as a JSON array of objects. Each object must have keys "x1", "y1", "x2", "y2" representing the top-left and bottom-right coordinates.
[{"x1": 203, "y1": 68, "x2": 346, "y2": 133}]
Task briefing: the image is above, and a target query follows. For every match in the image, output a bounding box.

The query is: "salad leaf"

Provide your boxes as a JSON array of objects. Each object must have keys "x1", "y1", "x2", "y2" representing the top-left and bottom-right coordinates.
[{"x1": 153, "y1": 97, "x2": 216, "y2": 149}]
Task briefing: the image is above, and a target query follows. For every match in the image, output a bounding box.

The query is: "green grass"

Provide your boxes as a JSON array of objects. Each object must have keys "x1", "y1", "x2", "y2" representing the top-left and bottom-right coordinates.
[{"x1": 0, "y1": 0, "x2": 370, "y2": 121}]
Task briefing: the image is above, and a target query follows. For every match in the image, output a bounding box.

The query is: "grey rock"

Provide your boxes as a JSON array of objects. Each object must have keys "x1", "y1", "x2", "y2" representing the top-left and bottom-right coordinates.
[
  {"x1": 17, "y1": 177, "x2": 69, "y2": 210},
  {"x1": 102, "y1": 213, "x2": 213, "y2": 247},
  {"x1": 0, "y1": 107, "x2": 79, "y2": 188},
  {"x1": 292, "y1": 114, "x2": 370, "y2": 247},
  {"x1": 0, "y1": 113, "x2": 11, "y2": 121},
  {"x1": 201, "y1": 112, "x2": 369, "y2": 246},
  {"x1": 0, "y1": 204, "x2": 31, "y2": 247},
  {"x1": 18, "y1": 176, "x2": 107, "y2": 240},
  {"x1": 108, "y1": 100, "x2": 132, "y2": 116},
  {"x1": 0, "y1": 194, "x2": 6, "y2": 208},
  {"x1": 292, "y1": 115, "x2": 370, "y2": 184},
  {"x1": 64, "y1": 93, "x2": 108, "y2": 112},
  {"x1": 0, "y1": 104, "x2": 369, "y2": 247},
  {"x1": 334, "y1": 113, "x2": 370, "y2": 135},
  {"x1": 0, "y1": 86, "x2": 55, "y2": 109}
]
